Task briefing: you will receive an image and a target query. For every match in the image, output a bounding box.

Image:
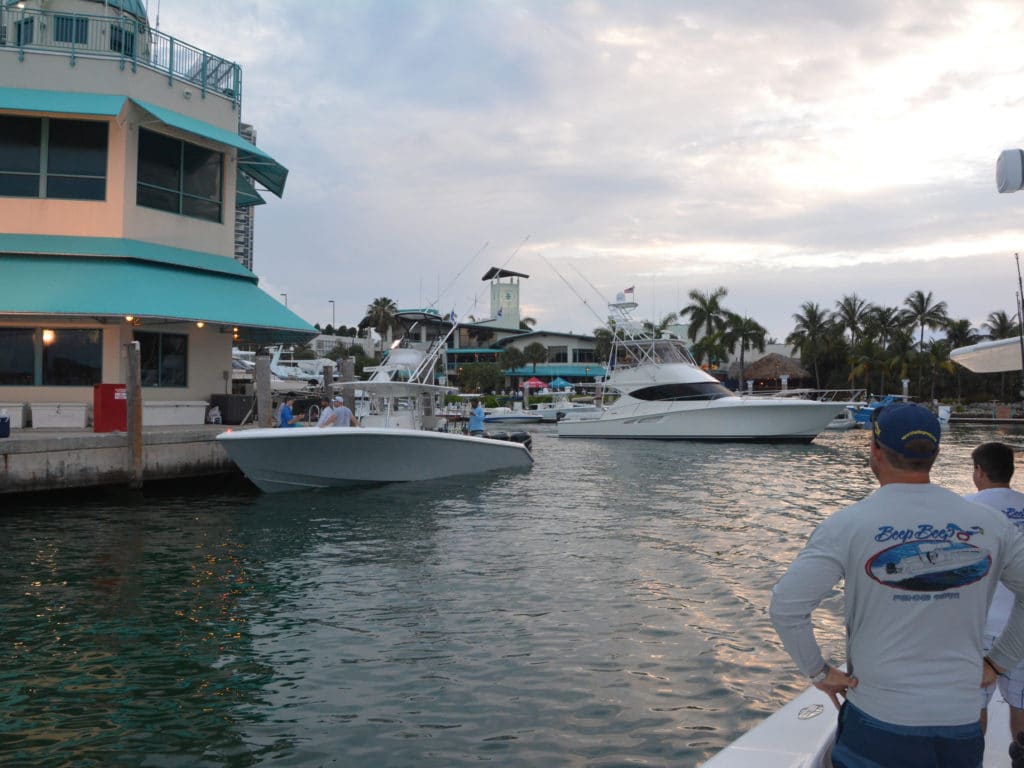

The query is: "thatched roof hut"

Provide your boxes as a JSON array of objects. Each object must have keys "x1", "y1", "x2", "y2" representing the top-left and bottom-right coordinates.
[{"x1": 734, "y1": 352, "x2": 812, "y2": 382}]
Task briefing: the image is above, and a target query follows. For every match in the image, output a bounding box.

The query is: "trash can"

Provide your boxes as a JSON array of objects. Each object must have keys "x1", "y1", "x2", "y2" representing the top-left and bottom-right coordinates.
[
  {"x1": 93, "y1": 383, "x2": 128, "y2": 432},
  {"x1": 0, "y1": 409, "x2": 9, "y2": 438}
]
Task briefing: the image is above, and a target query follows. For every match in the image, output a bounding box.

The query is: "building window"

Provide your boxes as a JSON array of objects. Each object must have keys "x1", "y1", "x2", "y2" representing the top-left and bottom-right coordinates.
[
  {"x1": 573, "y1": 348, "x2": 597, "y2": 364},
  {"x1": 0, "y1": 329, "x2": 35, "y2": 385},
  {"x1": 135, "y1": 331, "x2": 188, "y2": 387},
  {"x1": 109, "y1": 24, "x2": 134, "y2": 56},
  {"x1": 43, "y1": 329, "x2": 102, "y2": 385},
  {"x1": 15, "y1": 18, "x2": 33, "y2": 46},
  {"x1": 547, "y1": 345, "x2": 568, "y2": 364},
  {"x1": 54, "y1": 15, "x2": 88, "y2": 45},
  {"x1": 0, "y1": 328, "x2": 101, "y2": 386},
  {"x1": 137, "y1": 128, "x2": 222, "y2": 222},
  {"x1": 0, "y1": 116, "x2": 107, "y2": 200}
]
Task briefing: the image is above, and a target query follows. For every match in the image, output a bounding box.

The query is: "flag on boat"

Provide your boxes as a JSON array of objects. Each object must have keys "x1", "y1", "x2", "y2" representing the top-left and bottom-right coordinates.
[
  {"x1": 448, "y1": 309, "x2": 457, "y2": 324},
  {"x1": 623, "y1": 286, "x2": 634, "y2": 295}
]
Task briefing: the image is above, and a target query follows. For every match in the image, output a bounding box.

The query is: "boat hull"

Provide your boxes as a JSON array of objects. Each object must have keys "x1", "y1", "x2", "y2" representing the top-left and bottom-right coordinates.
[
  {"x1": 703, "y1": 682, "x2": 1013, "y2": 768},
  {"x1": 216, "y1": 427, "x2": 533, "y2": 493},
  {"x1": 556, "y1": 399, "x2": 843, "y2": 442}
]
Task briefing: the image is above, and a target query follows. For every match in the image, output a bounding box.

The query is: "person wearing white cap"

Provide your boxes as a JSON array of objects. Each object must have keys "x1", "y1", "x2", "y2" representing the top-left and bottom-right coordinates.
[{"x1": 321, "y1": 395, "x2": 359, "y2": 428}]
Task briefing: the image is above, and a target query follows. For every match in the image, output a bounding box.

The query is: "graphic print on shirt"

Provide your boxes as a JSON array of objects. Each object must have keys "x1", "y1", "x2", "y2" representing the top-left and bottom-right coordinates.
[{"x1": 866, "y1": 524, "x2": 991, "y2": 591}]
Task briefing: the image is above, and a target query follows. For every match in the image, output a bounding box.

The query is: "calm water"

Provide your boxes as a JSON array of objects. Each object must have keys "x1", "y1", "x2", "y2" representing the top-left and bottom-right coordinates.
[{"x1": 2, "y1": 423, "x2": 1022, "y2": 767}]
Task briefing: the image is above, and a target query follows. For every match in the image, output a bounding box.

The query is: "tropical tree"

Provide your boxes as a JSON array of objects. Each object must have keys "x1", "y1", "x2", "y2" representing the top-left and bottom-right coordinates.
[
  {"x1": 458, "y1": 362, "x2": 504, "y2": 394},
  {"x1": 499, "y1": 346, "x2": 526, "y2": 374},
  {"x1": 642, "y1": 312, "x2": 680, "y2": 338},
  {"x1": 848, "y1": 339, "x2": 887, "y2": 393},
  {"x1": 983, "y1": 310, "x2": 1019, "y2": 340},
  {"x1": 944, "y1": 319, "x2": 979, "y2": 401},
  {"x1": 786, "y1": 302, "x2": 833, "y2": 388},
  {"x1": 902, "y1": 290, "x2": 948, "y2": 397},
  {"x1": 833, "y1": 293, "x2": 872, "y2": 346},
  {"x1": 690, "y1": 331, "x2": 730, "y2": 368},
  {"x1": 519, "y1": 316, "x2": 537, "y2": 331},
  {"x1": 360, "y1": 297, "x2": 401, "y2": 355},
  {"x1": 522, "y1": 342, "x2": 548, "y2": 373},
  {"x1": 722, "y1": 312, "x2": 767, "y2": 384},
  {"x1": 593, "y1": 327, "x2": 615, "y2": 364},
  {"x1": 980, "y1": 311, "x2": 1019, "y2": 400},
  {"x1": 924, "y1": 340, "x2": 957, "y2": 403},
  {"x1": 681, "y1": 287, "x2": 729, "y2": 342}
]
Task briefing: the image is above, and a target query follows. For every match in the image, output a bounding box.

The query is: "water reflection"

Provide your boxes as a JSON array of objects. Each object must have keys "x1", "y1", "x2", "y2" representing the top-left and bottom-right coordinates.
[{"x1": 1, "y1": 424, "x2": 1023, "y2": 765}]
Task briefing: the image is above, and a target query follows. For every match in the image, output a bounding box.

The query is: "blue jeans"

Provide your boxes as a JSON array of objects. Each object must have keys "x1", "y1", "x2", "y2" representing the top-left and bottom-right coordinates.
[{"x1": 832, "y1": 701, "x2": 982, "y2": 768}]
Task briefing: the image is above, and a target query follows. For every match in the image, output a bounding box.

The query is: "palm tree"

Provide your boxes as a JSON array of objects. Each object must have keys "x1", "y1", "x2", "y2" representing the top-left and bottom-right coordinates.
[
  {"x1": 981, "y1": 311, "x2": 1020, "y2": 401},
  {"x1": 681, "y1": 287, "x2": 729, "y2": 342},
  {"x1": 642, "y1": 312, "x2": 679, "y2": 338},
  {"x1": 519, "y1": 316, "x2": 537, "y2": 331},
  {"x1": 786, "y1": 302, "x2": 832, "y2": 388},
  {"x1": 593, "y1": 327, "x2": 615, "y2": 364},
  {"x1": 902, "y1": 290, "x2": 948, "y2": 397},
  {"x1": 522, "y1": 342, "x2": 548, "y2": 373},
  {"x1": 983, "y1": 310, "x2": 1020, "y2": 340},
  {"x1": 690, "y1": 331, "x2": 730, "y2": 368},
  {"x1": 360, "y1": 297, "x2": 400, "y2": 355},
  {"x1": 833, "y1": 293, "x2": 872, "y2": 346},
  {"x1": 848, "y1": 339, "x2": 886, "y2": 393},
  {"x1": 499, "y1": 346, "x2": 526, "y2": 374},
  {"x1": 722, "y1": 312, "x2": 767, "y2": 384},
  {"x1": 944, "y1": 319, "x2": 979, "y2": 402}
]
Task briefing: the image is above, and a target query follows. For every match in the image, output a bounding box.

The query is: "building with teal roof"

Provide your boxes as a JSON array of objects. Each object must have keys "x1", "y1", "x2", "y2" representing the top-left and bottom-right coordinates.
[{"x1": 0, "y1": 0, "x2": 315, "y2": 424}]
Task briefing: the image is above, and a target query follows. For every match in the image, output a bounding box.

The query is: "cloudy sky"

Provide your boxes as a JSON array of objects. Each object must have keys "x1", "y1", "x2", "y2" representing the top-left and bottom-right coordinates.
[{"x1": 159, "y1": 0, "x2": 1024, "y2": 340}]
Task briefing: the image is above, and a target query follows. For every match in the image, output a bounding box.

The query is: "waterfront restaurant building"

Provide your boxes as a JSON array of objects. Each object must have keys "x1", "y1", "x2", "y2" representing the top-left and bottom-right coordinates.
[{"x1": 0, "y1": 0, "x2": 316, "y2": 427}]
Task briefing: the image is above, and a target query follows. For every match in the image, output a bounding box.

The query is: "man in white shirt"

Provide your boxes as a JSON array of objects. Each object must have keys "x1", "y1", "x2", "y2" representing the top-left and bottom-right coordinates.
[
  {"x1": 770, "y1": 404, "x2": 1024, "y2": 767},
  {"x1": 967, "y1": 442, "x2": 1024, "y2": 742}
]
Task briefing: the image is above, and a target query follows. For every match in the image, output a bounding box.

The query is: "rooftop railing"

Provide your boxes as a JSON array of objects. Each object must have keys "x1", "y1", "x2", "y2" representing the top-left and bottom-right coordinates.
[{"x1": 0, "y1": 6, "x2": 242, "y2": 109}]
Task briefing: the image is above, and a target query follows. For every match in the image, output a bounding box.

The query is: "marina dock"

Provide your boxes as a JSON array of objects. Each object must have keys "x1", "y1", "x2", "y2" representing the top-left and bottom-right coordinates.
[{"x1": 0, "y1": 426, "x2": 241, "y2": 496}]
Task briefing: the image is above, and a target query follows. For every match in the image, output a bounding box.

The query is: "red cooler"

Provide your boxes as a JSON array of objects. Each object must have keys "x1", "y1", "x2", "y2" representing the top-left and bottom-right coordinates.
[{"x1": 93, "y1": 383, "x2": 128, "y2": 432}]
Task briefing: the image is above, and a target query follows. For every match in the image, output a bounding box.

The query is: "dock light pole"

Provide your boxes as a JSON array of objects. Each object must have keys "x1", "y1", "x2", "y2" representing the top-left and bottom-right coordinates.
[
  {"x1": 281, "y1": 293, "x2": 288, "y2": 307},
  {"x1": 329, "y1": 299, "x2": 335, "y2": 328}
]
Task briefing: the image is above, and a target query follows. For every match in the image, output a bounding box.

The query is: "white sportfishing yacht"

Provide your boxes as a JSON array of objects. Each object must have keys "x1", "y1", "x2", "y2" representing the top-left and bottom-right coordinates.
[
  {"x1": 556, "y1": 296, "x2": 843, "y2": 442},
  {"x1": 218, "y1": 310, "x2": 533, "y2": 492}
]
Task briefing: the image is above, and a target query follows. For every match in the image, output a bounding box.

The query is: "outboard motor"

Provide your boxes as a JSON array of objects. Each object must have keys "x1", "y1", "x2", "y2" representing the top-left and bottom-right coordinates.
[{"x1": 508, "y1": 431, "x2": 532, "y2": 451}]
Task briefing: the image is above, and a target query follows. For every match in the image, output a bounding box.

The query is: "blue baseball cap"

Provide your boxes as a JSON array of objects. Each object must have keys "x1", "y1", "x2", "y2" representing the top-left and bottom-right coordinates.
[{"x1": 872, "y1": 402, "x2": 940, "y2": 458}]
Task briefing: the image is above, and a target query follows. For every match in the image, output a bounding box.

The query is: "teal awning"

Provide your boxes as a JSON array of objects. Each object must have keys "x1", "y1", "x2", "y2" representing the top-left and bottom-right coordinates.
[
  {"x1": 0, "y1": 238, "x2": 316, "y2": 345},
  {"x1": 0, "y1": 87, "x2": 127, "y2": 117},
  {"x1": 0, "y1": 233, "x2": 254, "y2": 279},
  {"x1": 0, "y1": 89, "x2": 288, "y2": 199},
  {"x1": 132, "y1": 99, "x2": 288, "y2": 197},
  {"x1": 506, "y1": 365, "x2": 606, "y2": 378},
  {"x1": 235, "y1": 171, "x2": 266, "y2": 207}
]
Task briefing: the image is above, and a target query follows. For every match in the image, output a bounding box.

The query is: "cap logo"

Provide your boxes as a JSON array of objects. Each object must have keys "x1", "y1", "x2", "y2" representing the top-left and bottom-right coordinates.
[{"x1": 902, "y1": 429, "x2": 937, "y2": 442}]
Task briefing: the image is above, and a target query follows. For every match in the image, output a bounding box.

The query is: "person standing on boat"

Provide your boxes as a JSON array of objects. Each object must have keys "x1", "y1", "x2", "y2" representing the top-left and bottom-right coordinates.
[
  {"x1": 315, "y1": 396, "x2": 334, "y2": 428},
  {"x1": 322, "y1": 395, "x2": 358, "y2": 428},
  {"x1": 468, "y1": 399, "x2": 485, "y2": 436},
  {"x1": 967, "y1": 442, "x2": 1024, "y2": 741},
  {"x1": 278, "y1": 397, "x2": 301, "y2": 428},
  {"x1": 770, "y1": 403, "x2": 1024, "y2": 767}
]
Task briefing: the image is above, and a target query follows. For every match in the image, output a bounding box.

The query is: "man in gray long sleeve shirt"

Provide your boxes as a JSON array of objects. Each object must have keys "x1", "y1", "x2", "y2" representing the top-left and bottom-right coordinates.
[{"x1": 770, "y1": 403, "x2": 1024, "y2": 767}]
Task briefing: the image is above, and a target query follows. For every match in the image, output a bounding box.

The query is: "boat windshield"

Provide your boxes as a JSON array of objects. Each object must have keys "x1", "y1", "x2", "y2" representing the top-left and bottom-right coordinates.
[
  {"x1": 630, "y1": 382, "x2": 735, "y2": 402},
  {"x1": 613, "y1": 338, "x2": 695, "y2": 368}
]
